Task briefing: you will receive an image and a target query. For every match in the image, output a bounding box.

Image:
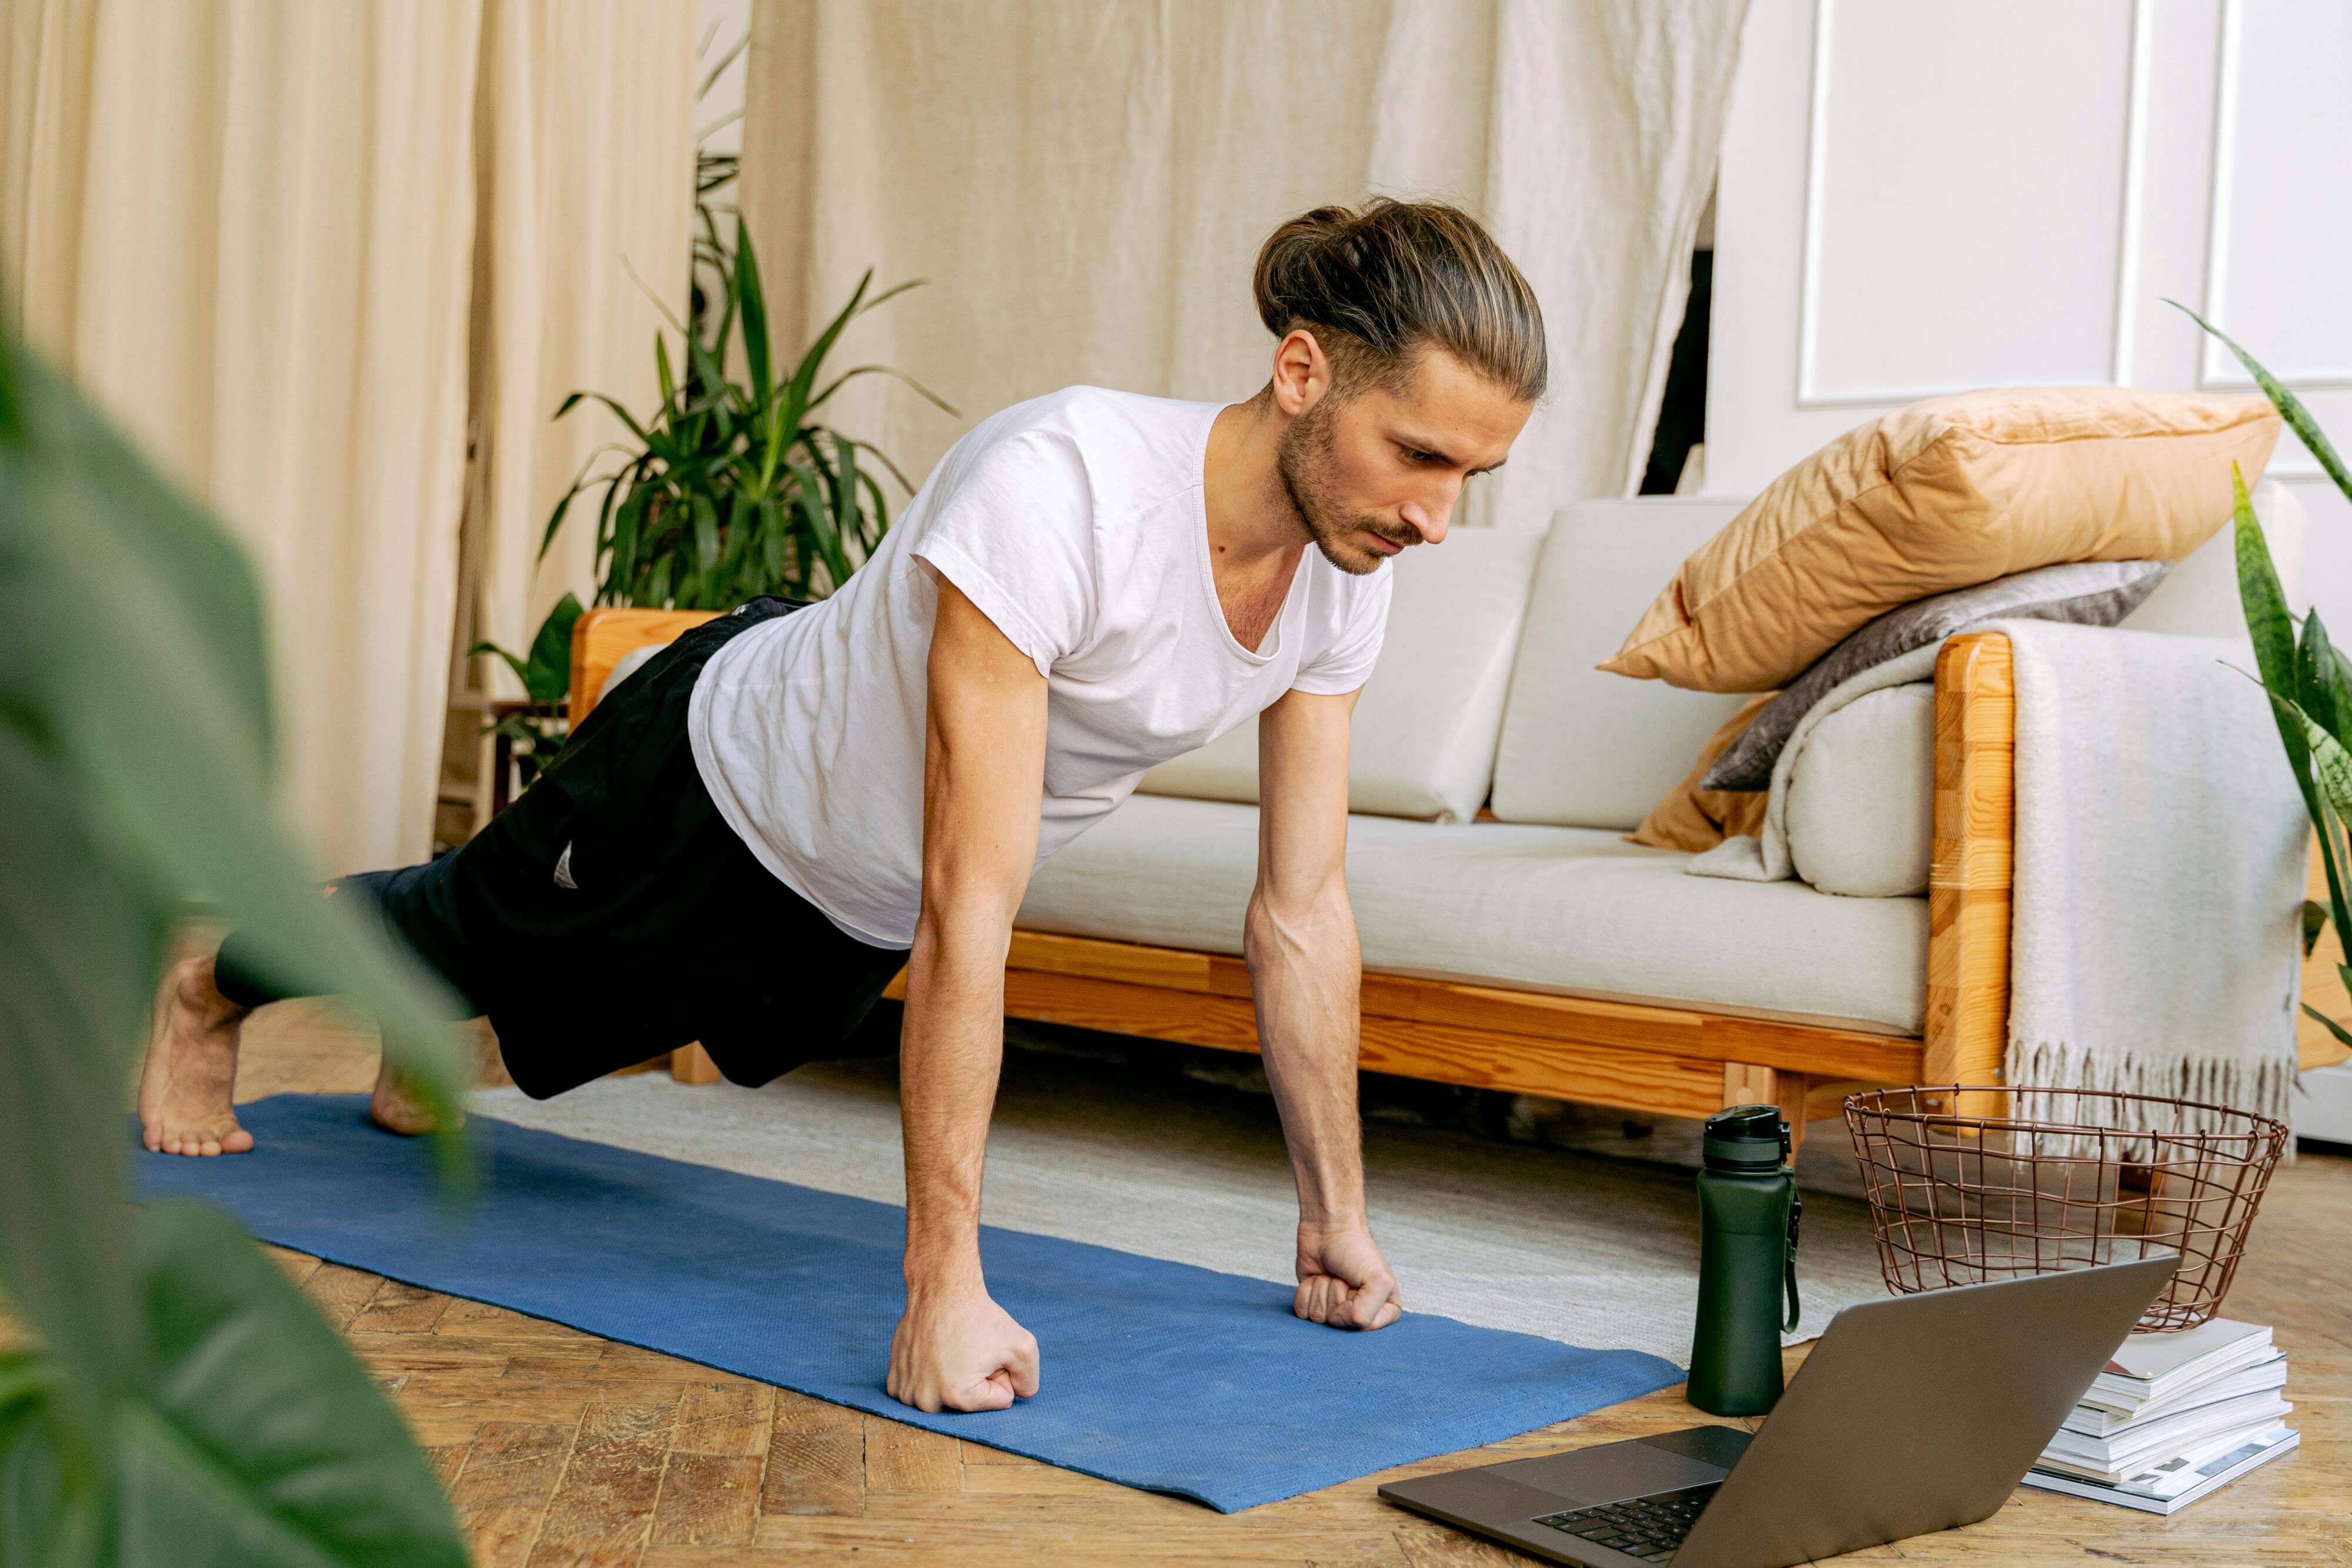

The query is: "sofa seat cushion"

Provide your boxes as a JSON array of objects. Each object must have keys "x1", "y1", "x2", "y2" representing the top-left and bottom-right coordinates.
[{"x1": 1015, "y1": 793, "x2": 1927, "y2": 1036}]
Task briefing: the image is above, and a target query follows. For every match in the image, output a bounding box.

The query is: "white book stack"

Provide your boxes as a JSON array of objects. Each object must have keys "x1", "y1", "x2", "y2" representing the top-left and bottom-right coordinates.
[{"x1": 2022, "y1": 1318, "x2": 2298, "y2": 1514}]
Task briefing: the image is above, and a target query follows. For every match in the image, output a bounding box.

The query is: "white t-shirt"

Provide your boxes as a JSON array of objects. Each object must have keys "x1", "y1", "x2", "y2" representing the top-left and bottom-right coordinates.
[{"x1": 688, "y1": 386, "x2": 1394, "y2": 948}]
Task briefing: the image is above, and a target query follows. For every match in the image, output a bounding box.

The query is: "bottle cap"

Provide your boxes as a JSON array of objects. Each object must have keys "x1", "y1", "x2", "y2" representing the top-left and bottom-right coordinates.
[{"x1": 1703, "y1": 1104, "x2": 1789, "y2": 1169}]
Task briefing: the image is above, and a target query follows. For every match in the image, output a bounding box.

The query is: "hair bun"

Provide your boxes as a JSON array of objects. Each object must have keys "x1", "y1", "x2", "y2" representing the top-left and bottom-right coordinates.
[{"x1": 1248, "y1": 198, "x2": 1546, "y2": 403}]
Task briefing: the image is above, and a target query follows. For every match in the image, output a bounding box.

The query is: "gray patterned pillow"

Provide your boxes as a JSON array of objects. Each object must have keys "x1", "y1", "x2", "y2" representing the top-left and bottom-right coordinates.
[{"x1": 1700, "y1": 560, "x2": 2171, "y2": 793}]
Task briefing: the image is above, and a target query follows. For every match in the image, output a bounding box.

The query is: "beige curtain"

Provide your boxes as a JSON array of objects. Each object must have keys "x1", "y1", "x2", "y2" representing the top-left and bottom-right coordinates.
[
  {"x1": 467, "y1": 1, "x2": 696, "y2": 696},
  {"x1": 4, "y1": 1, "x2": 695, "y2": 874},
  {"x1": 741, "y1": 0, "x2": 1748, "y2": 530}
]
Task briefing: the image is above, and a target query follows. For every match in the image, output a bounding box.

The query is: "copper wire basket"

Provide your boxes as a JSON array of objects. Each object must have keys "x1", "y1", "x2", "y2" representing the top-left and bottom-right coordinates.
[{"x1": 1843, "y1": 1086, "x2": 2290, "y2": 1332}]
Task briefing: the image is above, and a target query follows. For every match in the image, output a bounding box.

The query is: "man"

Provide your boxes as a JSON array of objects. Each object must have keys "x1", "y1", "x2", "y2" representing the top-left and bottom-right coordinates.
[{"x1": 139, "y1": 197, "x2": 1545, "y2": 1413}]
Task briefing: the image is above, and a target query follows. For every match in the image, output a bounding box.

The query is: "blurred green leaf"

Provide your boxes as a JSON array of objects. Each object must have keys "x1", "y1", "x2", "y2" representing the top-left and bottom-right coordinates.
[
  {"x1": 110, "y1": 1202, "x2": 468, "y2": 1565},
  {"x1": 0, "y1": 1350, "x2": 98, "y2": 1568},
  {"x1": 1, "y1": 335, "x2": 470, "y2": 1559}
]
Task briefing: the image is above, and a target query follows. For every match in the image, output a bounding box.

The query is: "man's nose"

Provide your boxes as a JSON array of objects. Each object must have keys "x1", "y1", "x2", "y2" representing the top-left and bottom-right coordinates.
[{"x1": 1401, "y1": 487, "x2": 1456, "y2": 546}]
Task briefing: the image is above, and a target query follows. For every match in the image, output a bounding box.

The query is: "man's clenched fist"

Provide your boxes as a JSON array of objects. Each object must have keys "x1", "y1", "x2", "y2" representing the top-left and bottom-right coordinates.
[
  {"x1": 888, "y1": 1279, "x2": 1041, "y2": 1413},
  {"x1": 1294, "y1": 1220, "x2": 1404, "y2": 1330}
]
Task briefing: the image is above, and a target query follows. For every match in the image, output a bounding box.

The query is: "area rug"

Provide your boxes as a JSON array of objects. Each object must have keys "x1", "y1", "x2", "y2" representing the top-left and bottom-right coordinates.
[
  {"x1": 136, "y1": 1094, "x2": 1683, "y2": 1512},
  {"x1": 467, "y1": 1049, "x2": 1896, "y2": 1365}
]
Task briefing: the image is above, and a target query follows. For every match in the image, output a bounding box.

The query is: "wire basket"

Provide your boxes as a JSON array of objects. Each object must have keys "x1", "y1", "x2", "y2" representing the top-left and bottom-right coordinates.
[{"x1": 1843, "y1": 1086, "x2": 2290, "y2": 1332}]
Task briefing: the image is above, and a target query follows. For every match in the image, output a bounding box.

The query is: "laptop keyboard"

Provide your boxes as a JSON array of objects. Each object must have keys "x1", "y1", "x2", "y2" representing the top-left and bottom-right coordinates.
[{"x1": 1532, "y1": 1482, "x2": 1719, "y2": 1562}]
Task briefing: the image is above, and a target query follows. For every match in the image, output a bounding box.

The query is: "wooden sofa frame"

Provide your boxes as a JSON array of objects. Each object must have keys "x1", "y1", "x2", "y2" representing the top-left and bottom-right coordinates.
[{"x1": 570, "y1": 611, "x2": 2346, "y2": 1150}]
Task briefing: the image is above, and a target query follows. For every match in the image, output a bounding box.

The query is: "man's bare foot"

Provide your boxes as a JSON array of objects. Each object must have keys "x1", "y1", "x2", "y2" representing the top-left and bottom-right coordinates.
[
  {"x1": 370, "y1": 1058, "x2": 462, "y2": 1136},
  {"x1": 139, "y1": 955, "x2": 255, "y2": 1156}
]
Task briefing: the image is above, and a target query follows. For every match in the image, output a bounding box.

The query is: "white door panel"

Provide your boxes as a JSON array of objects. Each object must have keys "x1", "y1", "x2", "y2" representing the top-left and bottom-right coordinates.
[{"x1": 1709, "y1": 0, "x2": 2348, "y2": 503}]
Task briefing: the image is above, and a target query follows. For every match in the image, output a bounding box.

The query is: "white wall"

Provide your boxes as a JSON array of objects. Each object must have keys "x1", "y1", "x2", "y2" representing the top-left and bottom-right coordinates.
[{"x1": 1708, "y1": 0, "x2": 2352, "y2": 628}]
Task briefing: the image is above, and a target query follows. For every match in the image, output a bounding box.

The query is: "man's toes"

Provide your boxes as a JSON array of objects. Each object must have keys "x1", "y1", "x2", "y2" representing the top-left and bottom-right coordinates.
[{"x1": 220, "y1": 1126, "x2": 253, "y2": 1154}]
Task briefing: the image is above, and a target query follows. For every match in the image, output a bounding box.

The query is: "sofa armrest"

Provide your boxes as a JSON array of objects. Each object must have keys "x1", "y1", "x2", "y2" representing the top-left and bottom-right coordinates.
[
  {"x1": 1923, "y1": 632, "x2": 2014, "y2": 1104},
  {"x1": 569, "y1": 606, "x2": 721, "y2": 723}
]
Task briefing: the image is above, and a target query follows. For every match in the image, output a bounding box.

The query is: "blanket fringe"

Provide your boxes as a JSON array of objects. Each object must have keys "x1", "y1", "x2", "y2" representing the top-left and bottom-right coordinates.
[{"x1": 2003, "y1": 1037, "x2": 2296, "y2": 1162}]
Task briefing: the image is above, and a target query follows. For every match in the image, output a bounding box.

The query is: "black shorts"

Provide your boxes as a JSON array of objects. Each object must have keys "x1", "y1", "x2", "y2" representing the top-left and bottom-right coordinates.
[{"x1": 215, "y1": 597, "x2": 910, "y2": 1098}]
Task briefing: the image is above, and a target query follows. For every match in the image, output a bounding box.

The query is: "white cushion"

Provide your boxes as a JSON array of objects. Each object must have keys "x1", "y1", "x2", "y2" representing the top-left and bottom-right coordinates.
[
  {"x1": 1018, "y1": 793, "x2": 1927, "y2": 1035},
  {"x1": 2124, "y1": 477, "x2": 2308, "y2": 635},
  {"x1": 604, "y1": 641, "x2": 669, "y2": 694},
  {"x1": 1138, "y1": 525, "x2": 1547, "y2": 822},
  {"x1": 1784, "y1": 683, "x2": 1935, "y2": 897},
  {"x1": 1490, "y1": 498, "x2": 1754, "y2": 829}
]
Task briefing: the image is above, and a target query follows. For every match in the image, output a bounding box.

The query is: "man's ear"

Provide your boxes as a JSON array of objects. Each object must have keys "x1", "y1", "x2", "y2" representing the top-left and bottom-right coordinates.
[{"x1": 1269, "y1": 327, "x2": 1331, "y2": 419}]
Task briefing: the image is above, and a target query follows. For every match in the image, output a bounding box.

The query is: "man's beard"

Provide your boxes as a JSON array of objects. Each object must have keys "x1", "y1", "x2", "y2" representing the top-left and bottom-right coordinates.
[{"x1": 1275, "y1": 403, "x2": 1414, "y2": 576}]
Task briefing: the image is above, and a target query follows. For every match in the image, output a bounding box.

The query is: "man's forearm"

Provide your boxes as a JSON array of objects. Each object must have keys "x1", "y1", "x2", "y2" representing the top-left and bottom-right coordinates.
[
  {"x1": 1244, "y1": 885, "x2": 1366, "y2": 1222},
  {"x1": 899, "y1": 908, "x2": 1013, "y2": 1285}
]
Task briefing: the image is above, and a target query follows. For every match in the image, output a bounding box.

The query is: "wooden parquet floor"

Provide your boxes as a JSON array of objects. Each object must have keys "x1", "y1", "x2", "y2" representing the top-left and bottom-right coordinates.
[{"x1": 149, "y1": 1004, "x2": 2352, "y2": 1562}]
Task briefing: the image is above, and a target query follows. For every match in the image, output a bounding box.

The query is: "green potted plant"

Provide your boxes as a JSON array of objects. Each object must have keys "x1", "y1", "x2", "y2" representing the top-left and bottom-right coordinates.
[
  {"x1": 477, "y1": 218, "x2": 948, "y2": 782},
  {"x1": 2183, "y1": 303, "x2": 2352, "y2": 1055}
]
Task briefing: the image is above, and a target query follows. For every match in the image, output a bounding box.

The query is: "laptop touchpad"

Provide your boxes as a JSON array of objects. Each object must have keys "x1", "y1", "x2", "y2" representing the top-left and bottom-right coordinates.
[{"x1": 1491, "y1": 1439, "x2": 1729, "y2": 1506}]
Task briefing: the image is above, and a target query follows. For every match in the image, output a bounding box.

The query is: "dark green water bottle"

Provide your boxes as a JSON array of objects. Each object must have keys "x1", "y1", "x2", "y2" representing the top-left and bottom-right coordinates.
[{"x1": 1686, "y1": 1104, "x2": 1802, "y2": 1417}]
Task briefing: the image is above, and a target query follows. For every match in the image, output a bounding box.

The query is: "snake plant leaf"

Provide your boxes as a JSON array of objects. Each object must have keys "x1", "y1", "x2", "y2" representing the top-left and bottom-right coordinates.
[
  {"x1": 2291, "y1": 608, "x2": 2352, "y2": 940},
  {"x1": 2268, "y1": 688, "x2": 2352, "y2": 824},
  {"x1": 2296, "y1": 606, "x2": 2352, "y2": 748},
  {"x1": 2235, "y1": 469, "x2": 2323, "y2": 804},
  {"x1": 2174, "y1": 300, "x2": 2352, "y2": 506},
  {"x1": 2306, "y1": 1004, "x2": 2352, "y2": 1054},
  {"x1": 2305, "y1": 899, "x2": 2330, "y2": 957},
  {"x1": 2236, "y1": 449, "x2": 2352, "y2": 939}
]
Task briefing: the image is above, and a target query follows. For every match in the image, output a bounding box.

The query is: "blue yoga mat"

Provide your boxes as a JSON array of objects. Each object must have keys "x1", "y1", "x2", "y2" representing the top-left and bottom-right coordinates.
[{"x1": 136, "y1": 1094, "x2": 1681, "y2": 1510}]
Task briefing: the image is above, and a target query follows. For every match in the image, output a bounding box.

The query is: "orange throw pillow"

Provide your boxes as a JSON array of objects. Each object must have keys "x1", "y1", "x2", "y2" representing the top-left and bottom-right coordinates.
[
  {"x1": 1629, "y1": 694, "x2": 1774, "y2": 852},
  {"x1": 1601, "y1": 388, "x2": 2281, "y2": 693}
]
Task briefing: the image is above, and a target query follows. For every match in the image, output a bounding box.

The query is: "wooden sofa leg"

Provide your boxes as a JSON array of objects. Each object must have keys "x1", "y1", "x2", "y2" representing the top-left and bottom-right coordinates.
[
  {"x1": 671, "y1": 1043, "x2": 721, "y2": 1085},
  {"x1": 1723, "y1": 1063, "x2": 1808, "y2": 1154}
]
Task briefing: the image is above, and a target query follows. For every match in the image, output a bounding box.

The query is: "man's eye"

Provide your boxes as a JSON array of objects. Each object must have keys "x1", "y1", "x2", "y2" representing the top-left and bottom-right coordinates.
[{"x1": 1405, "y1": 449, "x2": 1442, "y2": 465}]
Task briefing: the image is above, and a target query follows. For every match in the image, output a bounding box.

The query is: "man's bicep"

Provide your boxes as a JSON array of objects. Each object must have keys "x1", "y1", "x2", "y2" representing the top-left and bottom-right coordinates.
[
  {"x1": 921, "y1": 581, "x2": 1050, "y2": 928},
  {"x1": 1254, "y1": 687, "x2": 1357, "y2": 901}
]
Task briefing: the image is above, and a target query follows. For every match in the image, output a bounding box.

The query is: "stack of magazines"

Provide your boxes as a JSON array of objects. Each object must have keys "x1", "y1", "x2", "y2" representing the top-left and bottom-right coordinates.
[{"x1": 2023, "y1": 1318, "x2": 2297, "y2": 1514}]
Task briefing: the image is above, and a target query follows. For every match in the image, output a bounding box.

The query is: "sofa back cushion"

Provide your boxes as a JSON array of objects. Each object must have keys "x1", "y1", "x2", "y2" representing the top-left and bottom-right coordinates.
[
  {"x1": 1489, "y1": 499, "x2": 1754, "y2": 830},
  {"x1": 1138, "y1": 524, "x2": 1547, "y2": 822}
]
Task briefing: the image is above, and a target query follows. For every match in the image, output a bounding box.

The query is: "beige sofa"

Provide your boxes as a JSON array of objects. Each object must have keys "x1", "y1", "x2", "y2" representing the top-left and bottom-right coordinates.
[{"x1": 572, "y1": 486, "x2": 2340, "y2": 1148}]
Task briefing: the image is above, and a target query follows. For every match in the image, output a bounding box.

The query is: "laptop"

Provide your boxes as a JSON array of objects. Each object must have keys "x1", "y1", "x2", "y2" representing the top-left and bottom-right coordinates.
[{"x1": 1380, "y1": 1256, "x2": 2177, "y2": 1567}]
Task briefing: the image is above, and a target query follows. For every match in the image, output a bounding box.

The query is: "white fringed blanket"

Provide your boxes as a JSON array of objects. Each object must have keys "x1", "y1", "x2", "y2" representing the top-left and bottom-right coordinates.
[
  {"x1": 1994, "y1": 618, "x2": 2305, "y2": 1142},
  {"x1": 1695, "y1": 618, "x2": 2307, "y2": 1142}
]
